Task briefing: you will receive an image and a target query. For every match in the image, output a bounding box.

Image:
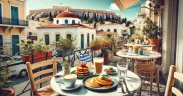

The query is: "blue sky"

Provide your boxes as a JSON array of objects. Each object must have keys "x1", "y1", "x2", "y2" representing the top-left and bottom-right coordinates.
[{"x1": 26, "y1": 0, "x2": 145, "y2": 20}]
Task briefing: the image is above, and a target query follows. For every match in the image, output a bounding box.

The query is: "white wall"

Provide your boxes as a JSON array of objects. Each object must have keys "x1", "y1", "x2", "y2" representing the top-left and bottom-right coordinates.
[
  {"x1": 25, "y1": 20, "x2": 47, "y2": 36},
  {"x1": 38, "y1": 27, "x2": 96, "y2": 49},
  {"x1": 96, "y1": 24, "x2": 129, "y2": 35},
  {"x1": 78, "y1": 28, "x2": 96, "y2": 49},
  {"x1": 53, "y1": 17, "x2": 81, "y2": 24}
]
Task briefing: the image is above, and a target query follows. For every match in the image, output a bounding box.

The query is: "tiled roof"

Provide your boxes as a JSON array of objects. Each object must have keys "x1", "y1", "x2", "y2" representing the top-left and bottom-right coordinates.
[
  {"x1": 56, "y1": 11, "x2": 78, "y2": 18},
  {"x1": 37, "y1": 24, "x2": 95, "y2": 29}
]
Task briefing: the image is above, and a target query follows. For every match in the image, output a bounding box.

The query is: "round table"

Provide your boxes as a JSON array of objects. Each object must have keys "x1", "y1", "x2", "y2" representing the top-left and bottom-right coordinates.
[
  {"x1": 123, "y1": 44, "x2": 155, "y2": 47},
  {"x1": 116, "y1": 50, "x2": 162, "y2": 72},
  {"x1": 50, "y1": 66, "x2": 142, "y2": 96}
]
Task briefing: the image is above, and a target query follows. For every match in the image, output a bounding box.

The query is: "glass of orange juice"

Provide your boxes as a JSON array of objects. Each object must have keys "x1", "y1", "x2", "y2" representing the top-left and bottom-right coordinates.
[{"x1": 93, "y1": 57, "x2": 104, "y2": 74}]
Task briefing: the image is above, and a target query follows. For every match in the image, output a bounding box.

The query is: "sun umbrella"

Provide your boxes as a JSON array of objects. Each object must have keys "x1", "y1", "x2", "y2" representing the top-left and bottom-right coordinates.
[{"x1": 113, "y1": 0, "x2": 140, "y2": 13}]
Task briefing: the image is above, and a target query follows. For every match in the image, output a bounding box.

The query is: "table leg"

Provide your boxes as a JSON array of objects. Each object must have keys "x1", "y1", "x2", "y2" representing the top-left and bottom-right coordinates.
[
  {"x1": 131, "y1": 59, "x2": 135, "y2": 72},
  {"x1": 153, "y1": 58, "x2": 156, "y2": 65}
]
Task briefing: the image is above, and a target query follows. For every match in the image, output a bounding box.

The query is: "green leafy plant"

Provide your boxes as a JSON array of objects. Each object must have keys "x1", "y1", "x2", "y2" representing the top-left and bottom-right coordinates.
[
  {"x1": 142, "y1": 17, "x2": 162, "y2": 39},
  {"x1": 17, "y1": 38, "x2": 50, "y2": 55},
  {"x1": 89, "y1": 38, "x2": 103, "y2": 48},
  {"x1": 33, "y1": 39, "x2": 50, "y2": 54},
  {"x1": 0, "y1": 50, "x2": 14, "y2": 95},
  {"x1": 55, "y1": 36, "x2": 75, "y2": 50},
  {"x1": 61, "y1": 61, "x2": 71, "y2": 75}
]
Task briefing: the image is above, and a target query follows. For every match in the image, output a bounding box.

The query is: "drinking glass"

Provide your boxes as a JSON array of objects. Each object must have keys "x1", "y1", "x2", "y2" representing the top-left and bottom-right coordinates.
[
  {"x1": 93, "y1": 57, "x2": 104, "y2": 74},
  {"x1": 117, "y1": 61, "x2": 128, "y2": 81}
]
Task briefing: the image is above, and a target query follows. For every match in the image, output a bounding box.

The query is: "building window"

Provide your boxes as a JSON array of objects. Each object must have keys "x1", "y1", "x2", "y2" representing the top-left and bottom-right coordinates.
[
  {"x1": 67, "y1": 34, "x2": 71, "y2": 39},
  {"x1": 87, "y1": 33, "x2": 90, "y2": 47},
  {"x1": 56, "y1": 20, "x2": 59, "y2": 24},
  {"x1": 56, "y1": 34, "x2": 60, "y2": 42},
  {"x1": 45, "y1": 34, "x2": 49, "y2": 45},
  {"x1": 72, "y1": 20, "x2": 75, "y2": 24},
  {"x1": 65, "y1": 19, "x2": 68, "y2": 24},
  {"x1": 78, "y1": 21, "x2": 80, "y2": 24},
  {"x1": 114, "y1": 29, "x2": 117, "y2": 32},
  {"x1": 107, "y1": 29, "x2": 110, "y2": 32},
  {"x1": 92, "y1": 34, "x2": 94, "y2": 40},
  {"x1": 81, "y1": 34, "x2": 84, "y2": 49},
  {"x1": 107, "y1": 35, "x2": 111, "y2": 38}
]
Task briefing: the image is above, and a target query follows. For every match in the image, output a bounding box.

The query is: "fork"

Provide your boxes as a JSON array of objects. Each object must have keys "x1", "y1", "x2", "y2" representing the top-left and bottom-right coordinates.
[{"x1": 119, "y1": 80, "x2": 125, "y2": 93}]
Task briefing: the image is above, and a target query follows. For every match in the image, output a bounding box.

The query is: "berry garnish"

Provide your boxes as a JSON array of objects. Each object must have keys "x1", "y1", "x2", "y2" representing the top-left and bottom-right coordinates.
[{"x1": 80, "y1": 64, "x2": 86, "y2": 67}]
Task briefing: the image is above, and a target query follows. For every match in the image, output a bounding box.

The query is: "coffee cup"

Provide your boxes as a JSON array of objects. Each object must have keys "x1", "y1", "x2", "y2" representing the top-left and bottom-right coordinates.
[{"x1": 62, "y1": 74, "x2": 77, "y2": 88}]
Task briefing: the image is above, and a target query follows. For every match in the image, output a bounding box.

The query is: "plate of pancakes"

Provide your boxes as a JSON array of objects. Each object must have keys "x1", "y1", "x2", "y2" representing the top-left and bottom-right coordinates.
[
  {"x1": 71, "y1": 64, "x2": 93, "y2": 79},
  {"x1": 83, "y1": 74, "x2": 119, "y2": 91}
]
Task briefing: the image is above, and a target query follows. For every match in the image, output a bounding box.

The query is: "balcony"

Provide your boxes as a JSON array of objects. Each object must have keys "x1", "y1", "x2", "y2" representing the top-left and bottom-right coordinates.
[{"x1": 0, "y1": 17, "x2": 28, "y2": 26}]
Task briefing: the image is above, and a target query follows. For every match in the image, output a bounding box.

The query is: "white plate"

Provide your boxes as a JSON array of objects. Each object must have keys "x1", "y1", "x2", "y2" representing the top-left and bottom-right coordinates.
[{"x1": 60, "y1": 83, "x2": 81, "y2": 91}]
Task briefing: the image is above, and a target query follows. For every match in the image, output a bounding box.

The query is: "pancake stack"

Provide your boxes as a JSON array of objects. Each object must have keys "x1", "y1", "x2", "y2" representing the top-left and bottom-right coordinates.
[
  {"x1": 76, "y1": 64, "x2": 90, "y2": 76},
  {"x1": 86, "y1": 75, "x2": 114, "y2": 88}
]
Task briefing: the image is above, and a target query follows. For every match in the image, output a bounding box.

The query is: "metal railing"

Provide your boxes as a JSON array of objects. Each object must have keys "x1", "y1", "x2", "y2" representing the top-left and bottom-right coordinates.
[{"x1": 0, "y1": 17, "x2": 28, "y2": 26}]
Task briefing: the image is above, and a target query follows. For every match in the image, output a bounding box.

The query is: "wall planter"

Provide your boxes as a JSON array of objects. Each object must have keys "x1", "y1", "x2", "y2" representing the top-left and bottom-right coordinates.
[
  {"x1": 1, "y1": 88, "x2": 15, "y2": 96},
  {"x1": 21, "y1": 51, "x2": 52, "y2": 63},
  {"x1": 90, "y1": 45, "x2": 101, "y2": 51},
  {"x1": 56, "y1": 49, "x2": 73, "y2": 57}
]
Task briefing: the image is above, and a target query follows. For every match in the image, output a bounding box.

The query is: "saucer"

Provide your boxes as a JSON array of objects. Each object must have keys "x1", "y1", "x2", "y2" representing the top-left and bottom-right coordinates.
[{"x1": 60, "y1": 83, "x2": 81, "y2": 91}]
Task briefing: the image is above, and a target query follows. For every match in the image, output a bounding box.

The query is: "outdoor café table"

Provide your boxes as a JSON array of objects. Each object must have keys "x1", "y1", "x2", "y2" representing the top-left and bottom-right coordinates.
[
  {"x1": 50, "y1": 66, "x2": 142, "y2": 96},
  {"x1": 123, "y1": 44, "x2": 155, "y2": 47},
  {"x1": 116, "y1": 50, "x2": 162, "y2": 72}
]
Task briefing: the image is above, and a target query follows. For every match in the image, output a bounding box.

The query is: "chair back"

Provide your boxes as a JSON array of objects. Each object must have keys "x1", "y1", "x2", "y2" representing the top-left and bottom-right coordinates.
[
  {"x1": 26, "y1": 57, "x2": 57, "y2": 93},
  {"x1": 165, "y1": 65, "x2": 183, "y2": 96}
]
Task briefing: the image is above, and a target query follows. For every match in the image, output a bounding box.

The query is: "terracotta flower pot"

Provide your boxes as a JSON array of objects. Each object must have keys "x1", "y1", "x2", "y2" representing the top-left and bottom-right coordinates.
[
  {"x1": 149, "y1": 39, "x2": 156, "y2": 45},
  {"x1": 21, "y1": 51, "x2": 52, "y2": 63},
  {"x1": 1, "y1": 88, "x2": 15, "y2": 96},
  {"x1": 90, "y1": 46, "x2": 100, "y2": 50}
]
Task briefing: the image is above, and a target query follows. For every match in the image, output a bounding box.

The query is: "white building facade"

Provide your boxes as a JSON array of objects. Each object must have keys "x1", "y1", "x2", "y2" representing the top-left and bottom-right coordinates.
[
  {"x1": 96, "y1": 24, "x2": 130, "y2": 36},
  {"x1": 37, "y1": 11, "x2": 96, "y2": 49}
]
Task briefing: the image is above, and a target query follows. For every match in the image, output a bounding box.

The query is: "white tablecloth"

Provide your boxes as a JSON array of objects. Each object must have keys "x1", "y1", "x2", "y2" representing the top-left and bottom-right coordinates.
[
  {"x1": 123, "y1": 44, "x2": 155, "y2": 47},
  {"x1": 116, "y1": 50, "x2": 161, "y2": 59}
]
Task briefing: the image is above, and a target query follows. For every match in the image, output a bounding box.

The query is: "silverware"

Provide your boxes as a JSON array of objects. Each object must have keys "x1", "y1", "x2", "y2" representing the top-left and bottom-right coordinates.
[
  {"x1": 123, "y1": 79, "x2": 130, "y2": 94},
  {"x1": 119, "y1": 80, "x2": 125, "y2": 93}
]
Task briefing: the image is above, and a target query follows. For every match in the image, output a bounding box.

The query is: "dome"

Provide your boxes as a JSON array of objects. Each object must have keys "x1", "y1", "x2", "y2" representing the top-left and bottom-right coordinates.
[{"x1": 56, "y1": 11, "x2": 78, "y2": 18}]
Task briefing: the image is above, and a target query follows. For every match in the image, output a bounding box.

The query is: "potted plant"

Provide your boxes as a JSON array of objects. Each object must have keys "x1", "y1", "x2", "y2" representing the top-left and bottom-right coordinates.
[
  {"x1": 103, "y1": 36, "x2": 113, "y2": 47},
  {"x1": 61, "y1": 61, "x2": 71, "y2": 75},
  {"x1": 111, "y1": 34, "x2": 120, "y2": 55},
  {"x1": 90, "y1": 38, "x2": 103, "y2": 50},
  {"x1": 142, "y1": 17, "x2": 162, "y2": 45},
  {"x1": 17, "y1": 39, "x2": 52, "y2": 63},
  {"x1": 0, "y1": 54, "x2": 15, "y2": 96},
  {"x1": 101, "y1": 48, "x2": 112, "y2": 65},
  {"x1": 55, "y1": 36, "x2": 75, "y2": 57}
]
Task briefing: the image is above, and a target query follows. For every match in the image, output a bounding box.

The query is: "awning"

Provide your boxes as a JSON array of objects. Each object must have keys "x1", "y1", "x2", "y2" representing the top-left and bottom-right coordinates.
[{"x1": 113, "y1": 0, "x2": 140, "y2": 13}]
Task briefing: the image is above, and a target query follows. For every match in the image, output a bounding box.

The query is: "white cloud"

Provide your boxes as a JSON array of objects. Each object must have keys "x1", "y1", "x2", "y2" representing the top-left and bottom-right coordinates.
[{"x1": 110, "y1": 3, "x2": 119, "y2": 10}]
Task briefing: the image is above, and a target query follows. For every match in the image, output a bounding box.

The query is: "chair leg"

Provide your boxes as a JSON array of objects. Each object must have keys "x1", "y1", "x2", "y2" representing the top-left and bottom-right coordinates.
[
  {"x1": 150, "y1": 72, "x2": 153, "y2": 96},
  {"x1": 156, "y1": 69, "x2": 161, "y2": 95}
]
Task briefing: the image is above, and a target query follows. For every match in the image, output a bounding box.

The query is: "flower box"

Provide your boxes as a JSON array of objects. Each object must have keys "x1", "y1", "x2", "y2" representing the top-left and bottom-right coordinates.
[{"x1": 21, "y1": 51, "x2": 52, "y2": 63}]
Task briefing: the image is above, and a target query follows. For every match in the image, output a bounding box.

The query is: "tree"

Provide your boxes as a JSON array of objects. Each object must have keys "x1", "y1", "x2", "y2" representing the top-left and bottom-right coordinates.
[{"x1": 49, "y1": 12, "x2": 53, "y2": 21}]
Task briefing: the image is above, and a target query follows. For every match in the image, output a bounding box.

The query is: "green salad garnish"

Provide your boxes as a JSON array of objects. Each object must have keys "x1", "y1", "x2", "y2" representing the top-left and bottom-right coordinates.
[{"x1": 99, "y1": 74, "x2": 107, "y2": 80}]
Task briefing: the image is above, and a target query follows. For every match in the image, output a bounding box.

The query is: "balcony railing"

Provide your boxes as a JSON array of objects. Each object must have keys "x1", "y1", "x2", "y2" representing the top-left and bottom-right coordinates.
[{"x1": 0, "y1": 17, "x2": 28, "y2": 26}]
